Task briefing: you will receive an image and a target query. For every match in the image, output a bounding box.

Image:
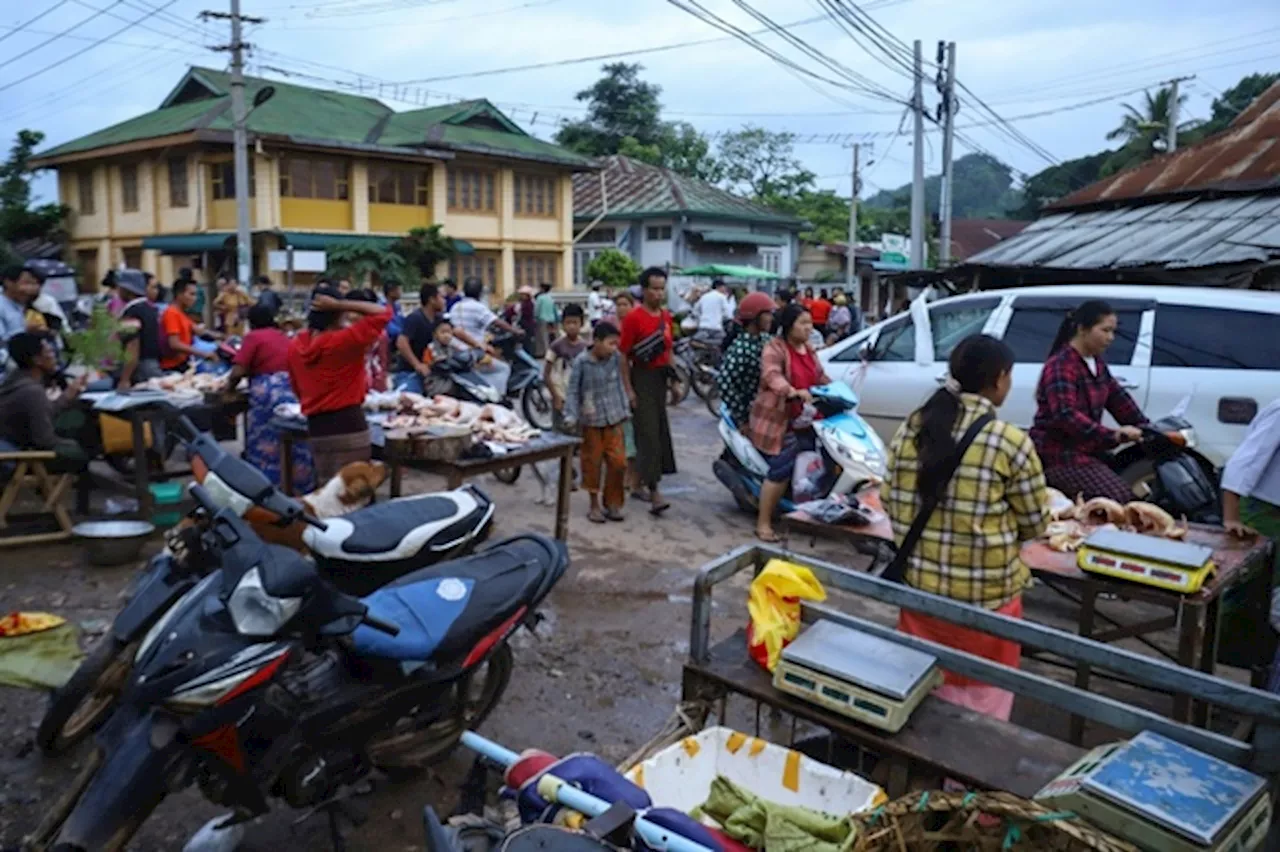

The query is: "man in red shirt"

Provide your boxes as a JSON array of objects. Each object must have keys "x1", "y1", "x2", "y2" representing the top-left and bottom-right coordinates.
[
  {"x1": 619, "y1": 267, "x2": 676, "y2": 514},
  {"x1": 160, "y1": 279, "x2": 217, "y2": 371},
  {"x1": 288, "y1": 284, "x2": 391, "y2": 482},
  {"x1": 809, "y1": 288, "x2": 833, "y2": 336}
]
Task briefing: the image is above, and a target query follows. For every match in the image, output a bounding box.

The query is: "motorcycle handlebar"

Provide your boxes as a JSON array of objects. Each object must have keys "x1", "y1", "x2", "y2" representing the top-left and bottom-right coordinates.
[{"x1": 361, "y1": 611, "x2": 401, "y2": 636}]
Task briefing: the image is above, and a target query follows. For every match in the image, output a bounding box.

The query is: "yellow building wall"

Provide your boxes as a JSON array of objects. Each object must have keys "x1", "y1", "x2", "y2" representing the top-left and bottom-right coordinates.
[
  {"x1": 110, "y1": 161, "x2": 154, "y2": 237},
  {"x1": 60, "y1": 166, "x2": 110, "y2": 240},
  {"x1": 369, "y1": 203, "x2": 430, "y2": 233},
  {"x1": 351, "y1": 160, "x2": 370, "y2": 233},
  {"x1": 254, "y1": 153, "x2": 278, "y2": 231},
  {"x1": 446, "y1": 212, "x2": 502, "y2": 241},
  {"x1": 280, "y1": 198, "x2": 352, "y2": 230},
  {"x1": 154, "y1": 153, "x2": 199, "y2": 234}
]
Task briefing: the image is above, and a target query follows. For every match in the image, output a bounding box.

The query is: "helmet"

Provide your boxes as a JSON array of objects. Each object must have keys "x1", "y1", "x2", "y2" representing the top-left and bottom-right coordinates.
[{"x1": 736, "y1": 292, "x2": 776, "y2": 323}]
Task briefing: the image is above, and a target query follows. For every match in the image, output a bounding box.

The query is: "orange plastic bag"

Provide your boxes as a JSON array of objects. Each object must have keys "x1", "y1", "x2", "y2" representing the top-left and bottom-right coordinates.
[{"x1": 746, "y1": 559, "x2": 827, "y2": 672}]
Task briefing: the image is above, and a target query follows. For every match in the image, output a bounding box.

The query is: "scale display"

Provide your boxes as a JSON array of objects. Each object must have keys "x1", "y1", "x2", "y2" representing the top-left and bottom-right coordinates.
[
  {"x1": 773, "y1": 620, "x2": 941, "y2": 733},
  {"x1": 1078, "y1": 528, "x2": 1216, "y2": 593}
]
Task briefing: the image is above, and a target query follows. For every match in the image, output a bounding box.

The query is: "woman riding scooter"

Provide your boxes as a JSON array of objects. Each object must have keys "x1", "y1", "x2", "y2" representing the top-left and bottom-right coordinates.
[
  {"x1": 716, "y1": 292, "x2": 776, "y2": 429},
  {"x1": 1029, "y1": 299, "x2": 1150, "y2": 504}
]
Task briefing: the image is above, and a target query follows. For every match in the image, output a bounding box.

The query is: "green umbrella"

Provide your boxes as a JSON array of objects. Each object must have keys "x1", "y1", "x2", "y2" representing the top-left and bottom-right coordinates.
[{"x1": 677, "y1": 263, "x2": 782, "y2": 280}]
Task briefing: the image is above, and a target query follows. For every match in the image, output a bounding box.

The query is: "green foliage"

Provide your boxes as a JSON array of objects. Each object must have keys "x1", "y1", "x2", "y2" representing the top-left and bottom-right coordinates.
[
  {"x1": 717, "y1": 126, "x2": 815, "y2": 199},
  {"x1": 584, "y1": 248, "x2": 640, "y2": 290},
  {"x1": 1008, "y1": 149, "x2": 1112, "y2": 218},
  {"x1": 764, "y1": 188, "x2": 849, "y2": 243},
  {"x1": 1199, "y1": 73, "x2": 1280, "y2": 136},
  {"x1": 862, "y1": 153, "x2": 1019, "y2": 219},
  {"x1": 325, "y1": 242, "x2": 412, "y2": 284},
  {"x1": 391, "y1": 225, "x2": 458, "y2": 279},
  {"x1": 0, "y1": 129, "x2": 67, "y2": 245},
  {"x1": 66, "y1": 305, "x2": 124, "y2": 370}
]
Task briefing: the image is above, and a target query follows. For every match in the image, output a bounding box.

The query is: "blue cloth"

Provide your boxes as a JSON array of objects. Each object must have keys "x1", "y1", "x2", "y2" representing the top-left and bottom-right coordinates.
[
  {"x1": 0, "y1": 294, "x2": 27, "y2": 341},
  {"x1": 246, "y1": 372, "x2": 314, "y2": 492},
  {"x1": 765, "y1": 430, "x2": 815, "y2": 483},
  {"x1": 386, "y1": 301, "x2": 404, "y2": 340},
  {"x1": 392, "y1": 371, "x2": 424, "y2": 394}
]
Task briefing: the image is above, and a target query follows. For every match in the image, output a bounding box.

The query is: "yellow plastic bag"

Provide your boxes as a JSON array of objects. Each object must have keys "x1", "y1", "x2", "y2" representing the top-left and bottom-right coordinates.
[{"x1": 747, "y1": 559, "x2": 827, "y2": 672}]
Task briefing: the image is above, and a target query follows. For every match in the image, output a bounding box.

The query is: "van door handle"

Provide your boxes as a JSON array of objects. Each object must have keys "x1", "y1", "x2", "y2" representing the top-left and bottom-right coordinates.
[
  {"x1": 935, "y1": 373, "x2": 948, "y2": 384},
  {"x1": 1118, "y1": 379, "x2": 1140, "y2": 390}
]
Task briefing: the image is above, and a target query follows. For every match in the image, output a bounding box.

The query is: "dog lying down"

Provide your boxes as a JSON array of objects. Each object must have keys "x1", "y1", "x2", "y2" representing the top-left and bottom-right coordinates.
[{"x1": 249, "y1": 460, "x2": 388, "y2": 551}]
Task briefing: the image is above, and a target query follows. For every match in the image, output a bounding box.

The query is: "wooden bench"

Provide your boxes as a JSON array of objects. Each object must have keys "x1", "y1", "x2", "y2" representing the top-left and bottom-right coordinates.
[
  {"x1": 683, "y1": 631, "x2": 1084, "y2": 799},
  {"x1": 0, "y1": 450, "x2": 75, "y2": 546}
]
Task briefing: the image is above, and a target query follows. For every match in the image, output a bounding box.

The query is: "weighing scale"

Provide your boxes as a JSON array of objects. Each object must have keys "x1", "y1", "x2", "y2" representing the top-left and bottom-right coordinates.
[
  {"x1": 1035, "y1": 731, "x2": 1270, "y2": 852},
  {"x1": 1077, "y1": 528, "x2": 1216, "y2": 594},
  {"x1": 772, "y1": 620, "x2": 942, "y2": 733}
]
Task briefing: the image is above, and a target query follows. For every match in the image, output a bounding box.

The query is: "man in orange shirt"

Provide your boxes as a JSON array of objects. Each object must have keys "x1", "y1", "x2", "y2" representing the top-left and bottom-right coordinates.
[
  {"x1": 809, "y1": 288, "x2": 833, "y2": 337},
  {"x1": 160, "y1": 279, "x2": 217, "y2": 371}
]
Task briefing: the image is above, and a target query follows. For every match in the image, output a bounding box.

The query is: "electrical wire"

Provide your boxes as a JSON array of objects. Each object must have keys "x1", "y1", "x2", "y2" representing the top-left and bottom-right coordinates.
[
  {"x1": 0, "y1": 0, "x2": 75, "y2": 45},
  {"x1": 0, "y1": 23, "x2": 207, "y2": 54},
  {"x1": 0, "y1": 0, "x2": 125, "y2": 70}
]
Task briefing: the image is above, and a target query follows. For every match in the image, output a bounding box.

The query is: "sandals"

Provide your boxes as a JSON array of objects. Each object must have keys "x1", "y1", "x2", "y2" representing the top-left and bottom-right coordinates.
[
  {"x1": 587, "y1": 508, "x2": 606, "y2": 524},
  {"x1": 755, "y1": 528, "x2": 781, "y2": 543},
  {"x1": 630, "y1": 489, "x2": 652, "y2": 503},
  {"x1": 649, "y1": 500, "x2": 671, "y2": 516},
  {"x1": 604, "y1": 508, "x2": 625, "y2": 522}
]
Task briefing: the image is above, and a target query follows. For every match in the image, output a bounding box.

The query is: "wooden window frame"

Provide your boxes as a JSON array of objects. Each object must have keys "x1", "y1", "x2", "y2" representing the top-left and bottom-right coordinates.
[
  {"x1": 513, "y1": 253, "x2": 557, "y2": 290},
  {"x1": 447, "y1": 166, "x2": 496, "y2": 213},
  {"x1": 368, "y1": 163, "x2": 430, "y2": 206},
  {"x1": 448, "y1": 252, "x2": 500, "y2": 293},
  {"x1": 279, "y1": 156, "x2": 348, "y2": 201},
  {"x1": 77, "y1": 170, "x2": 96, "y2": 215},
  {"x1": 211, "y1": 160, "x2": 255, "y2": 200},
  {"x1": 514, "y1": 173, "x2": 557, "y2": 218},
  {"x1": 167, "y1": 156, "x2": 189, "y2": 208},
  {"x1": 120, "y1": 164, "x2": 139, "y2": 212}
]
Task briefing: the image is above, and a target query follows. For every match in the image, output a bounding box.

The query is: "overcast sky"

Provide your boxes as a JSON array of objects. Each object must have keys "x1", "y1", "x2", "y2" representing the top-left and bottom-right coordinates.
[{"x1": 4, "y1": 0, "x2": 1279, "y2": 205}]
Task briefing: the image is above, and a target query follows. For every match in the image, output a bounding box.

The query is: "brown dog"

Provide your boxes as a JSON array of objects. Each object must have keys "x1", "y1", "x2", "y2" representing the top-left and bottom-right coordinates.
[{"x1": 250, "y1": 461, "x2": 388, "y2": 551}]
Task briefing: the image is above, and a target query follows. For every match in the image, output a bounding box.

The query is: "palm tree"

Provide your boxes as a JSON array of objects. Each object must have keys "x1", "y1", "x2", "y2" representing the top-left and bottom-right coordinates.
[{"x1": 1106, "y1": 86, "x2": 1198, "y2": 157}]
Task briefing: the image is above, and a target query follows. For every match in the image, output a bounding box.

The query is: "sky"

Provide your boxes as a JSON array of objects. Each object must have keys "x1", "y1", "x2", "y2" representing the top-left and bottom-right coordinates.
[{"x1": 3, "y1": 0, "x2": 1279, "y2": 206}]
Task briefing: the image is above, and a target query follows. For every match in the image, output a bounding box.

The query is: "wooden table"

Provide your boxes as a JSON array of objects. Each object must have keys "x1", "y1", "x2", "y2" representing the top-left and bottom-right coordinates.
[
  {"x1": 780, "y1": 490, "x2": 896, "y2": 571},
  {"x1": 1020, "y1": 527, "x2": 1274, "y2": 739},
  {"x1": 276, "y1": 420, "x2": 581, "y2": 541}
]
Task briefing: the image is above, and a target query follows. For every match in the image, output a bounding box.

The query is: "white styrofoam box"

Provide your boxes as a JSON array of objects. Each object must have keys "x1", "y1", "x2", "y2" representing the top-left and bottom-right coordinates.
[{"x1": 624, "y1": 726, "x2": 884, "y2": 821}]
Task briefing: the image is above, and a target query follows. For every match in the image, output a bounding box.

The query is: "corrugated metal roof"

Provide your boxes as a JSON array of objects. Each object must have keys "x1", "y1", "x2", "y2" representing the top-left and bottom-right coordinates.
[
  {"x1": 970, "y1": 195, "x2": 1280, "y2": 269},
  {"x1": 1054, "y1": 81, "x2": 1280, "y2": 208},
  {"x1": 572, "y1": 155, "x2": 803, "y2": 227},
  {"x1": 34, "y1": 66, "x2": 591, "y2": 169}
]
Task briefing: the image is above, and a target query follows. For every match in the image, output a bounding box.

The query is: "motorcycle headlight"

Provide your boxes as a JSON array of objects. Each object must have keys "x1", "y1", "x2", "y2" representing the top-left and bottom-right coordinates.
[
  {"x1": 822, "y1": 426, "x2": 887, "y2": 479},
  {"x1": 199, "y1": 470, "x2": 254, "y2": 517},
  {"x1": 228, "y1": 567, "x2": 301, "y2": 637}
]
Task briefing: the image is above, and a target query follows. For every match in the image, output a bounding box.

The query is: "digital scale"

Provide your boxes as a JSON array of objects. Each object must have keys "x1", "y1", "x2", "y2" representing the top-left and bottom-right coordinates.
[
  {"x1": 1035, "y1": 731, "x2": 1270, "y2": 852},
  {"x1": 772, "y1": 620, "x2": 942, "y2": 733},
  {"x1": 1077, "y1": 528, "x2": 1216, "y2": 594}
]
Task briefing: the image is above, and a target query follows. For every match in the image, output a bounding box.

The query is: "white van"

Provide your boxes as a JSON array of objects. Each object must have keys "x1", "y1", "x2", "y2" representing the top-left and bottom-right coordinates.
[{"x1": 818, "y1": 285, "x2": 1280, "y2": 465}]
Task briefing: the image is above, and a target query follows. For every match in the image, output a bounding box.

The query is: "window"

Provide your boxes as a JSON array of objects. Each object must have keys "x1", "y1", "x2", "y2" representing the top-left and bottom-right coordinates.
[
  {"x1": 574, "y1": 248, "x2": 610, "y2": 285},
  {"x1": 929, "y1": 298, "x2": 999, "y2": 361},
  {"x1": 368, "y1": 164, "x2": 430, "y2": 206},
  {"x1": 77, "y1": 170, "x2": 95, "y2": 214},
  {"x1": 1152, "y1": 306, "x2": 1280, "y2": 370},
  {"x1": 1003, "y1": 306, "x2": 1141, "y2": 365},
  {"x1": 873, "y1": 314, "x2": 916, "y2": 362},
  {"x1": 446, "y1": 167, "x2": 496, "y2": 212},
  {"x1": 513, "y1": 254, "x2": 557, "y2": 290},
  {"x1": 120, "y1": 164, "x2": 139, "y2": 212},
  {"x1": 448, "y1": 252, "x2": 500, "y2": 293},
  {"x1": 513, "y1": 173, "x2": 557, "y2": 216},
  {"x1": 167, "y1": 156, "x2": 188, "y2": 207},
  {"x1": 759, "y1": 248, "x2": 782, "y2": 275},
  {"x1": 646, "y1": 225, "x2": 672, "y2": 241},
  {"x1": 75, "y1": 249, "x2": 98, "y2": 291},
  {"x1": 278, "y1": 156, "x2": 347, "y2": 200},
  {"x1": 210, "y1": 160, "x2": 255, "y2": 200},
  {"x1": 579, "y1": 227, "x2": 616, "y2": 244},
  {"x1": 122, "y1": 247, "x2": 142, "y2": 270}
]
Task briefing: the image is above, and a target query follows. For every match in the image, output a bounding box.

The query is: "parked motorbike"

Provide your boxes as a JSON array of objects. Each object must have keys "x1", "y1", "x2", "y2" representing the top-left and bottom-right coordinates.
[
  {"x1": 673, "y1": 336, "x2": 720, "y2": 415},
  {"x1": 37, "y1": 408, "x2": 495, "y2": 756},
  {"x1": 1107, "y1": 414, "x2": 1221, "y2": 524},
  {"x1": 27, "y1": 467, "x2": 566, "y2": 852},
  {"x1": 491, "y1": 333, "x2": 555, "y2": 431},
  {"x1": 713, "y1": 382, "x2": 887, "y2": 514}
]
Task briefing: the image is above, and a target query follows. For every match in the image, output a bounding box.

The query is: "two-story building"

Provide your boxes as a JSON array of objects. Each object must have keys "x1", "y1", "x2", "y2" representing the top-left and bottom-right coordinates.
[
  {"x1": 571, "y1": 155, "x2": 804, "y2": 286},
  {"x1": 30, "y1": 66, "x2": 594, "y2": 297}
]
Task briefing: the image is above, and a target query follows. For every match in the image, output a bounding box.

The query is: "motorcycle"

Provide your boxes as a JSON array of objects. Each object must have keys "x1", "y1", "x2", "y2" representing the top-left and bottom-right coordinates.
[
  {"x1": 1108, "y1": 414, "x2": 1221, "y2": 524},
  {"x1": 713, "y1": 382, "x2": 887, "y2": 515},
  {"x1": 491, "y1": 333, "x2": 555, "y2": 431},
  {"x1": 673, "y1": 335, "x2": 720, "y2": 416},
  {"x1": 27, "y1": 463, "x2": 566, "y2": 852},
  {"x1": 36, "y1": 407, "x2": 495, "y2": 756}
]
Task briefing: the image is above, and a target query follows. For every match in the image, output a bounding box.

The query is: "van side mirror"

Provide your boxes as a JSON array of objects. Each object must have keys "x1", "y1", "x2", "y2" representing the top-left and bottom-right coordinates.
[{"x1": 860, "y1": 343, "x2": 875, "y2": 362}]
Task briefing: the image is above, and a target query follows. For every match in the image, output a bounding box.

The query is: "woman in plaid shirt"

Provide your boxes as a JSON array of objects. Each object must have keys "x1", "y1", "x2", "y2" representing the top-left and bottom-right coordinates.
[
  {"x1": 1029, "y1": 299, "x2": 1150, "y2": 505},
  {"x1": 883, "y1": 334, "x2": 1048, "y2": 721}
]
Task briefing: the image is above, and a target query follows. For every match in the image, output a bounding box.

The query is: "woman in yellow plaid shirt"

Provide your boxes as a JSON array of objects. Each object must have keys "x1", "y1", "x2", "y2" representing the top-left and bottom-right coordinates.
[{"x1": 882, "y1": 334, "x2": 1049, "y2": 721}]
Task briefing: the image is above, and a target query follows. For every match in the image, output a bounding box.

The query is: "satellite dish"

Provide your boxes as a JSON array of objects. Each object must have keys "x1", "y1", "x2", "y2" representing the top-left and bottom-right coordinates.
[{"x1": 252, "y1": 86, "x2": 276, "y2": 109}]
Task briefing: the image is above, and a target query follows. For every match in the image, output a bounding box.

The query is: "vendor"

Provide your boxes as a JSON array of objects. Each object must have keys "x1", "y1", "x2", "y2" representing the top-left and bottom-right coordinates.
[
  {"x1": 748, "y1": 302, "x2": 829, "y2": 543},
  {"x1": 287, "y1": 283, "x2": 390, "y2": 483},
  {"x1": 884, "y1": 334, "x2": 1048, "y2": 721},
  {"x1": 1029, "y1": 299, "x2": 1149, "y2": 504},
  {"x1": 117, "y1": 269, "x2": 163, "y2": 388},
  {"x1": 716, "y1": 292, "x2": 776, "y2": 428},
  {"x1": 226, "y1": 304, "x2": 313, "y2": 492},
  {"x1": 0, "y1": 332, "x2": 89, "y2": 473},
  {"x1": 159, "y1": 279, "x2": 218, "y2": 372}
]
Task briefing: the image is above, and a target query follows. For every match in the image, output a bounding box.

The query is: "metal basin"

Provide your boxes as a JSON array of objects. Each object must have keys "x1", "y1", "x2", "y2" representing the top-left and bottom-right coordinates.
[{"x1": 72, "y1": 520, "x2": 156, "y2": 567}]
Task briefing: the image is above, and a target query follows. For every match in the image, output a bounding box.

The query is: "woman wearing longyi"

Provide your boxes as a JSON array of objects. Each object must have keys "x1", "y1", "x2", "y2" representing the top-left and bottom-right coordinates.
[{"x1": 883, "y1": 334, "x2": 1048, "y2": 721}]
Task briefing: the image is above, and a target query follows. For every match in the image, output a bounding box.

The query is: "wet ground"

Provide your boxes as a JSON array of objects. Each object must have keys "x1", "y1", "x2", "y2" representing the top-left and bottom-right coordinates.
[{"x1": 0, "y1": 403, "x2": 1250, "y2": 850}]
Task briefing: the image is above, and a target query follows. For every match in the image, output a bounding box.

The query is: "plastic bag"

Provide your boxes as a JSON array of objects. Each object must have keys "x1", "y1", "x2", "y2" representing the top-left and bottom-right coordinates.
[
  {"x1": 747, "y1": 559, "x2": 827, "y2": 672},
  {"x1": 791, "y1": 451, "x2": 824, "y2": 503}
]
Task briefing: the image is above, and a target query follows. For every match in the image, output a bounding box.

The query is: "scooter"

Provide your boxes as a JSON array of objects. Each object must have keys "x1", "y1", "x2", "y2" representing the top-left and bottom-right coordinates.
[
  {"x1": 27, "y1": 459, "x2": 566, "y2": 852},
  {"x1": 36, "y1": 406, "x2": 495, "y2": 756},
  {"x1": 1107, "y1": 414, "x2": 1221, "y2": 524},
  {"x1": 713, "y1": 382, "x2": 888, "y2": 514},
  {"x1": 491, "y1": 333, "x2": 555, "y2": 431}
]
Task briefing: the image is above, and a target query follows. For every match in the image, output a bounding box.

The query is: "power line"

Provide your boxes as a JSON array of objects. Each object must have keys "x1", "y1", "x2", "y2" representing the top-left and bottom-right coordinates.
[
  {"x1": 0, "y1": 0, "x2": 75, "y2": 45},
  {"x1": 0, "y1": 0, "x2": 179, "y2": 94},
  {"x1": 262, "y1": 0, "x2": 558, "y2": 32},
  {"x1": 0, "y1": 0, "x2": 126, "y2": 70},
  {"x1": 0, "y1": 22, "x2": 200, "y2": 54}
]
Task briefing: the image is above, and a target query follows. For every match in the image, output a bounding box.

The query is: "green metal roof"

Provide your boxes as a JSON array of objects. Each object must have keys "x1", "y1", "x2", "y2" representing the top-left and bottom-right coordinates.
[
  {"x1": 679, "y1": 263, "x2": 782, "y2": 280},
  {"x1": 36, "y1": 66, "x2": 592, "y2": 170},
  {"x1": 141, "y1": 232, "x2": 234, "y2": 254},
  {"x1": 279, "y1": 231, "x2": 474, "y2": 254}
]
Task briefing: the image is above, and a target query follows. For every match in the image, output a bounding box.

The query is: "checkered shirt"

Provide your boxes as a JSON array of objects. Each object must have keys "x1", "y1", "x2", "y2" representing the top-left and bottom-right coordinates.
[
  {"x1": 564, "y1": 350, "x2": 631, "y2": 428},
  {"x1": 1029, "y1": 345, "x2": 1148, "y2": 470},
  {"x1": 881, "y1": 394, "x2": 1050, "y2": 608}
]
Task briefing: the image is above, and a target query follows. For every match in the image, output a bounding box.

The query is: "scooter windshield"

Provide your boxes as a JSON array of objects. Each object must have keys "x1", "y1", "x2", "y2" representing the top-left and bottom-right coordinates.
[{"x1": 811, "y1": 382, "x2": 858, "y2": 409}]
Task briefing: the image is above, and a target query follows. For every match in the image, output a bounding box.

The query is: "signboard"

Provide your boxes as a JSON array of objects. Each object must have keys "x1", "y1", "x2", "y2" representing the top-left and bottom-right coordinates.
[
  {"x1": 880, "y1": 233, "x2": 909, "y2": 269},
  {"x1": 268, "y1": 249, "x2": 326, "y2": 273}
]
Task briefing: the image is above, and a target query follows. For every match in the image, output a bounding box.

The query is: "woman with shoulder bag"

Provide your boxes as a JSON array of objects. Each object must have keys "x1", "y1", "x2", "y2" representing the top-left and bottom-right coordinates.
[
  {"x1": 619, "y1": 267, "x2": 677, "y2": 514},
  {"x1": 881, "y1": 334, "x2": 1049, "y2": 721}
]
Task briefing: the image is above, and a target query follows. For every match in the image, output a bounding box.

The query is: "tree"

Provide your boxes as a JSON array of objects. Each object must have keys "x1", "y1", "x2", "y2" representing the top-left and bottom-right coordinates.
[
  {"x1": 585, "y1": 248, "x2": 640, "y2": 290},
  {"x1": 556, "y1": 63, "x2": 665, "y2": 156},
  {"x1": 618, "y1": 122, "x2": 721, "y2": 183},
  {"x1": 324, "y1": 242, "x2": 411, "y2": 285},
  {"x1": 862, "y1": 153, "x2": 1019, "y2": 218},
  {"x1": 766, "y1": 189, "x2": 850, "y2": 244},
  {"x1": 0, "y1": 129, "x2": 67, "y2": 245},
  {"x1": 391, "y1": 225, "x2": 457, "y2": 279},
  {"x1": 717, "y1": 126, "x2": 815, "y2": 199},
  {"x1": 1105, "y1": 86, "x2": 1200, "y2": 160},
  {"x1": 1199, "y1": 72, "x2": 1280, "y2": 136},
  {"x1": 1010, "y1": 149, "x2": 1113, "y2": 218}
]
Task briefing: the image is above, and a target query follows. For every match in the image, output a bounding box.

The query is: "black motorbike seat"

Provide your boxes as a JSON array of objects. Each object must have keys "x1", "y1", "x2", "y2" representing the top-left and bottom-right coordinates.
[
  {"x1": 304, "y1": 488, "x2": 490, "y2": 562},
  {"x1": 350, "y1": 534, "x2": 567, "y2": 662}
]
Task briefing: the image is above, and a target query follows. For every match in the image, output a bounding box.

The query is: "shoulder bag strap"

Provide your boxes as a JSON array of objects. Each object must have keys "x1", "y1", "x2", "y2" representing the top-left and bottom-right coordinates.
[{"x1": 880, "y1": 413, "x2": 995, "y2": 583}]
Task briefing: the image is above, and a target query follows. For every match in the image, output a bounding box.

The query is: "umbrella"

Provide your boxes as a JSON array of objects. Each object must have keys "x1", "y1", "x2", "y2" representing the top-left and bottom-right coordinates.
[{"x1": 677, "y1": 263, "x2": 782, "y2": 280}]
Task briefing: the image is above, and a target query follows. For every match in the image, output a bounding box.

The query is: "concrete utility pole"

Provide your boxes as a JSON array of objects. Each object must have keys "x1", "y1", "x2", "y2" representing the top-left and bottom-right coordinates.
[
  {"x1": 203, "y1": 1, "x2": 265, "y2": 286},
  {"x1": 846, "y1": 142, "x2": 859, "y2": 294},
  {"x1": 1165, "y1": 75, "x2": 1195, "y2": 153},
  {"x1": 909, "y1": 39, "x2": 926, "y2": 270},
  {"x1": 937, "y1": 41, "x2": 957, "y2": 267}
]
